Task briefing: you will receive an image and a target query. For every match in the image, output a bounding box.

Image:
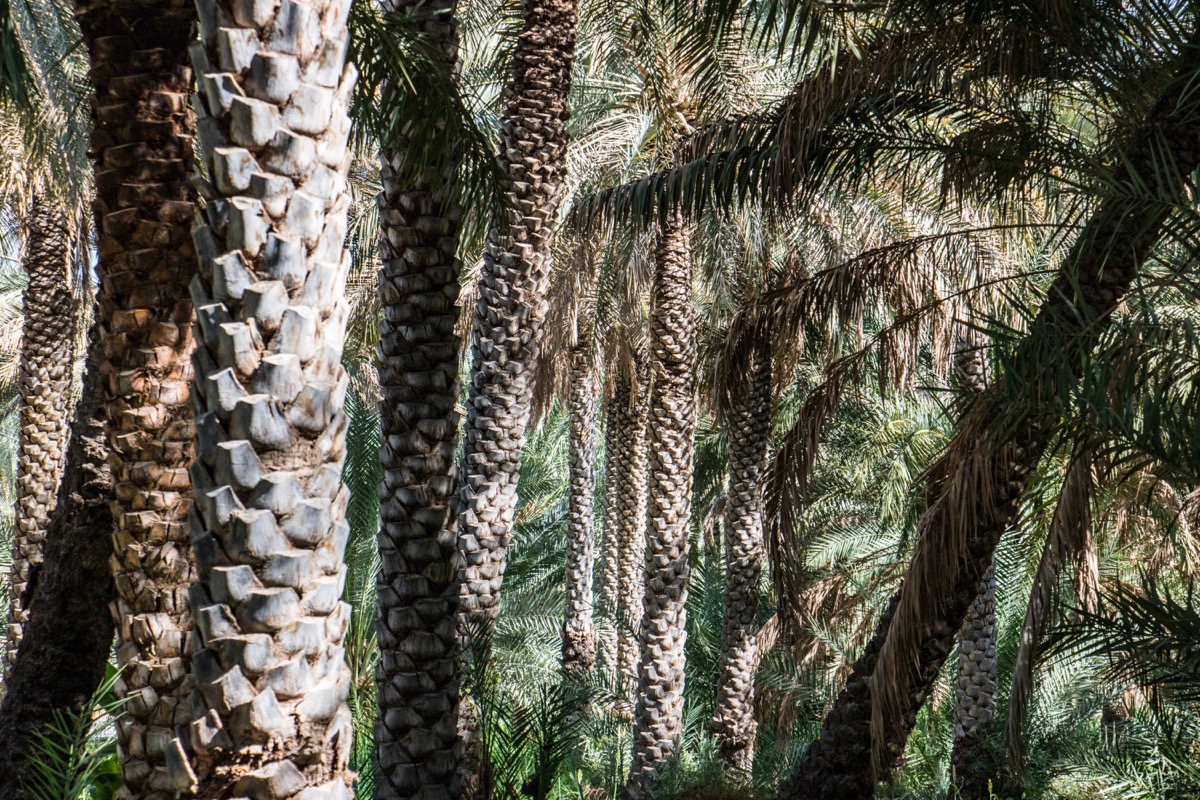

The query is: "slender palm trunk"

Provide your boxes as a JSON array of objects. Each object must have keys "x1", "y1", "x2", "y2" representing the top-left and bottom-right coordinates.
[
  {"x1": 711, "y1": 341, "x2": 770, "y2": 779},
  {"x1": 374, "y1": 1, "x2": 466, "y2": 798},
  {"x1": 457, "y1": 0, "x2": 579, "y2": 644},
  {"x1": 778, "y1": 24, "x2": 1200, "y2": 799},
  {"x1": 562, "y1": 337, "x2": 598, "y2": 675},
  {"x1": 163, "y1": 2, "x2": 359, "y2": 795},
  {"x1": 595, "y1": 400, "x2": 621, "y2": 680},
  {"x1": 7, "y1": 192, "x2": 75, "y2": 672},
  {"x1": 0, "y1": 320, "x2": 115, "y2": 800},
  {"x1": 73, "y1": 3, "x2": 197, "y2": 794},
  {"x1": 625, "y1": 216, "x2": 696, "y2": 800},
  {"x1": 949, "y1": 333, "x2": 998, "y2": 799},
  {"x1": 613, "y1": 355, "x2": 650, "y2": 716}
]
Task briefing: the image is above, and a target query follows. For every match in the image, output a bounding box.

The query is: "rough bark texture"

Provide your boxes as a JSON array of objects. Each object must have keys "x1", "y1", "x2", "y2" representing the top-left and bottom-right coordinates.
[
  {"x1": 711, "y1": 342, "x2": 770, "y2": 780},
  {"x1": 609, "y1": 358, "x2": 649, "y2": 717},
  {"x1": 561, "y1": 340, "x2": 598, "y2": 675},
  {"x1": 7, "y1": 193, "x2": 75, "y2": 671},
  {"x1": 456, "y1": 0, "x2": 578, "y2": 641},
  {"x1": 949, "y1": 333, "x2": 998, "y2": 799},
  {"x1": 949, "y1": 565, "x2": 997, "y2": 799},
  {"x1": 776, "y1": 24, "x2": 1200, "y2": 800},
  {"x1": 72, "y1": 3, "x2": 198, "y2": 795},
  {"x1": 374, "y1": 1, "x2": 465, "y2": 797},
  {"x1": 166, "y1": 0, "x2": 359, "y2": 796},
  {"x1": 595, "y1": 399, "x2": 621, "y2": 680},
  {"x1": 625, "y1": 217, "x2": 696, "y2": 800},
  {"x1": 0, "y1": 322, "x2": 115, "y2": 800}
]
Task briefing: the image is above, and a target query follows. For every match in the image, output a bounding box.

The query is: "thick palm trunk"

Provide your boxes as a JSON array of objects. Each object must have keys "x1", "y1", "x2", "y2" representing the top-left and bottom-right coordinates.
[
  {"x1": 72, "y1": 3, "x2": 198, "y2": 794},
  {"x1": 625, "y1": 217, "x2": 696, "y2": 800},
  {"x1": 456, "y1": 0, "x2": 579, "y2": 643},
  {"x1": 777, "y1": 24, "x2": 1200, "y2": 800},
  {"x1": 374, "y1": 1, "x2": 466, "y2": 798},
  {"x1": 613, "y1": 355, "x2": 650, "y2": 715},
  {"x1": 595, "y1": 400, "x2": 621, "y2": 679},
  {"x1": 949, "y1": 333, "x2": 998, "y2": 799},
  {"x1": 163, "y1": 2, "x2": 359, "y2": 795},
  {"x1": 0, "y1": 320, "x2": 115, "y2": 800},
  {"x1": 6, "y1": 192, "x2": 75, "y2": 671},
  {"x1": 562, "y1": 338, "x2": 598, "y2": 674},
  {"x1": 711, "y1": 341, "x2": 770, "y2": 779}
]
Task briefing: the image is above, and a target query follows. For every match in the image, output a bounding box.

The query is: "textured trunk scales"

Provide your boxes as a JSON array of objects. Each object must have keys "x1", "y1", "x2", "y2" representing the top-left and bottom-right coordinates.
[
  {"x1": 562, "y1": 338, "x2": 598, "y2": 674},
  {"x1": 711, "y1": 341, "x2": 771, "y2": 779},
  {"x1": 374, "y1": 0, "x2": 466, "y2": 797},
  {"x1": 164, "y1": 0, "x2": 360, "y2": 795},
  {"x1": 0, "y1": 320, "x2": 116, "y2": 800},
  {"x1": 73, "y1": 3, "x2": 198, "y2": 794},
  {"x1": 625, "y1": 217, "x2": 696, "y2": 800},
  {"x1": 7, "y1": 192, "x2": 75, "y2": 671}
]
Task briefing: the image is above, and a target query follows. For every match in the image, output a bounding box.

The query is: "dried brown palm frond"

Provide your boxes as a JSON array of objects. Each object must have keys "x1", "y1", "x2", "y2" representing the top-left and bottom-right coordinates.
[{"x1": 1006, "y1": 445, "x2": 1095, "y2": 780}]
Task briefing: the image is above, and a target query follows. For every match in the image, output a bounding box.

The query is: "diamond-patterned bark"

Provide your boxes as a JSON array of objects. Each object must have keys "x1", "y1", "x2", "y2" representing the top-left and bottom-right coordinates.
[
  {"x1": 165, "y1": 0, "x2": 359, "y2": 794},
  {"x1": 625, "y1": 217, "x2": 696, "y2": 800},
  {"x1": 711, "y1": 342, "x2": 770, "y2": 779},
  {"x1": 561, "y1": 340, "x2": 597, "y2": 675},
  {"x1": 595, "y1": 399, "x2": 621, "y2": 680},
  {"x1": 72, "y1": 3, "x2": 198, "y2": 794},
  {"x1": 7, "y1": 193, "x2": 75, "y2": 671},
  {"x1": 456, "y1": 0, "x2": 579, "y2": 641},
  {"x1": 374, "y1": 0, "x2": 466, "y2": 797}
]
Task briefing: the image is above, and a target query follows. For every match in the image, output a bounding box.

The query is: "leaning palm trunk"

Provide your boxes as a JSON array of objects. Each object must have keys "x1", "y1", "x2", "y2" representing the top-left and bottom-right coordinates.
[
  {"x1": 0, "y1": 320, "x2": 115, "y2": 800},
  {"x1": 625, "y1": 216, "x2": 696, "y2": 800},
  {"x1": 456, "y1": 0, "x2": 579, "y2": 644},
  {"x1": 711, "y1": 341, "x2": 771, "y2": 779},
  {"x1": 7, "y1": 192, "x2": 74, "y2": 672},
  {"x1": 777, "y1": 24, "x2": 1200, "y2": 799},
  {"x1": 164, "y1": 1, "x2": 359, "y2": 795},
  {"x1": 374, "y1": 1, "x2": 467, "y2": 798},
  {"x1": 949, "y1": 333, "x2": 998, "y2": 799},
  {"x1": 72, "y1": 3, "x2": 198, "y2": 794},
  {"x1": 562, "y1": 337, "x2": 598, "y2": 674}
]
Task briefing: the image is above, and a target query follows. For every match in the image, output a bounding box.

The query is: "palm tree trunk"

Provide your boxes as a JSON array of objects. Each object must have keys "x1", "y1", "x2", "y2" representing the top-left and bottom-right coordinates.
[
  {"x1": 562, "y1": 337, "x2": 598, "y2": 675},
  {"x1": 6, "y1": 192, "x2": 75, "y2": 672},
  {"x1": 711, "y1": 340, "x2": 770, "y2": 780},
  {"x1": 374, "y1": 1, "x2": 466, "y2": 798},
  {"x1": 163, "y1": 2, "x2": 359, "y2": 795},
  {"x1": 72, "y1": 3, "x2": 197, "y2": 794},
  {"x1": 595, "y1": 400, "x2": 621, "y2": 680},
  {"x1": 949, "y1": 333, "x2": 998, "y2": 799},
  {"x1": 625, "y1": 216, "x2": 696, "y2": 800},
  {"x1": 0, "y1": 319, "x2": 115, "y2": 800},
  {"x1": 456, "y1": 0, "x2": 579, "y2": 644},
  {"x1": 613, "y1": 354, "x2": 650, "y2": 717},
  {"x1": 778, "y1": 22, "x2": 1200, "y2": 799}
]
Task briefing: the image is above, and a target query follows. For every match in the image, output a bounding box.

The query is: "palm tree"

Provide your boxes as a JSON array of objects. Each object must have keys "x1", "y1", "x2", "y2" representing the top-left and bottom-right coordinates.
[
  {"x1": 371, "y1": 0, "x2": 469, "y2": 796},
  {"x1": 6, "y1": 190, "x2": 74, "y2": 671},
  {"x1": 625, "y1": 214, "x2": 696, "y2": 800},
  {"x1": 162, "y1": 0, "x2": 359, "y2": 793},
  {"x1": 710, "y1": 339, "x2": 770, "y2": 779},
  {"x1": 561, "y1": 328, "x2": 598, "y2": 675},
  {"x1": 456, "y1": 0, "x2": 580, "y2": 645},
  {"x1": 71, "y1": 1, "x2": 197, "y2": 793}
]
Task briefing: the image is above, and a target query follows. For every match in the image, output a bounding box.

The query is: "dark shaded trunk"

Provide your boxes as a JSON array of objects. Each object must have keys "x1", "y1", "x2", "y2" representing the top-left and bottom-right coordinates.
[
  {"x1": 778, "y1": 23, "x2": 1200, "y2": 800},
  {"x1": 561, "y1": 338, "x2": 598, "y2": 675},
  {"x1": 0, "y1": 320, "x2": 115, "y2": 800}
]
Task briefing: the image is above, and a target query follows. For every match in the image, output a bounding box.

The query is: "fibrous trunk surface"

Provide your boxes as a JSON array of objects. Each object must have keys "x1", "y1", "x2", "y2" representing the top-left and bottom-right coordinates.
[
  {"x1": 777, "y1": 24, "x2": 1200, "y2": 799},
  {"x1": 7, "y1": 192, "x2": 75, "y2": 671},
  {"x1": 562, "y1": 340, "x2": 597, "y2": 675},
  {"x1": 375, "y1": 0, "x2": 466, "y2": 797},
  {"x1": 949, "y1": 565, "x2": 997, "y2": 798},
  {"x1": 0, "y1": 321, "x2": 115, "y2": 800},
  {"x1": 595, "y1": 398, "x2": 621, "y2": 680},
  {"x1": 711, "y1": 342, "x2": 770, "y2": 779},
  {"x1": 72, "y1": 3, "x2": 198, "y2": 794},
  {"x1": 456, "y1": 0, "x2": 578, "y2": 641},
  {"x1": 168, "y1": 0, "x2": 359, "y2": 795},
  {"x1": 625, "y1": 217, "x2": 696, "y2": 800},
  {"x1": 609, "y1": 357, "x2": 649, "y2": 716}
]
